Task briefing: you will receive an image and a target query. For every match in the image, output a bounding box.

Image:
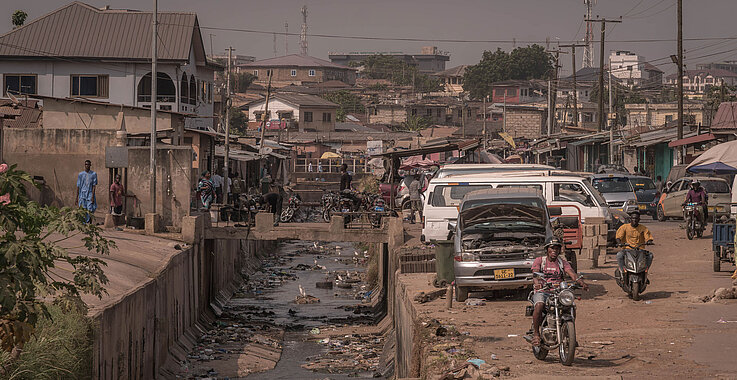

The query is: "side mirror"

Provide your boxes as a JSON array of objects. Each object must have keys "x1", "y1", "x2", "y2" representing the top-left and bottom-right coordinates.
[{"x1": 448, "y1": 222, "x2": 457, "y2": 231}]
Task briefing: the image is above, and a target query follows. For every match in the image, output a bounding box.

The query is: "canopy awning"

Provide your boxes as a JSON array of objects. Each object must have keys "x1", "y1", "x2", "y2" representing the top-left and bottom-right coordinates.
[
  {"x1": 320, "y1": 151, "x2": 342, "y2": 159},
  {"x1": 668, "y1": 133, "x2": 715, "y2": 148},
  {"x1": 686, "y1": 140, "x2": 737, "y2": 174}
]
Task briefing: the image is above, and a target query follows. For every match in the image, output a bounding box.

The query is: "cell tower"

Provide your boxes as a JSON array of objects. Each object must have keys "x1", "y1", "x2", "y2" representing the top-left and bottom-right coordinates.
[
  {"x1": 285, "y1": 22, "x2": 289, "y2": 54},
  {"x1": 582, "y1": 0, "x2": 595, "y2": 68},
  {"x1": 300, "y1": 5, "x2": 308, "y2": 56}
]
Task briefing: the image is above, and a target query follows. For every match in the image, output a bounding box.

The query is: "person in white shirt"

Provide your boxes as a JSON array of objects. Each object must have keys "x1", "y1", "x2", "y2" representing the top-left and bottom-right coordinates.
[{"x1": 211, "y1": 172, "x2": 223, "y2": 203}]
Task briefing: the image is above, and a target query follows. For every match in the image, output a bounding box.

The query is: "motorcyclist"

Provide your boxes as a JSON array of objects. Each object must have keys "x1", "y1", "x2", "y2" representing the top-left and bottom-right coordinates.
[
  {"x1": 685, "y1": 179, "x2": 708, "y2": 224},
  {"x1": 530, "y1": 237, "x2": 588, "y2": 347},
  {"x1": 615, "y1": 211, "x2": 654, "y2": 275}
]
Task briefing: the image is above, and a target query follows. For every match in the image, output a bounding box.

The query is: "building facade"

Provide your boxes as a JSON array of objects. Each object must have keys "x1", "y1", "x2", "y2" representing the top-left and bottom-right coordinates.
[
  {"x1": 243, "y1": 55, "x2": 356, "y2": 88},
  {"x1": 0, "y1": 2, "x2": 219, "y2": 130},
  {"x1": 246, "y1": 93, "x2": 338, "y2": 132},
  {"x1": 328, "y1": 46, "x2": 450, "y2": 74},
  {"x1": 609, "y1": 51, "x2": 663, "y2": 88},
  {"x1": 664, "y1": 69, "x2": 737, "y2": 94}
]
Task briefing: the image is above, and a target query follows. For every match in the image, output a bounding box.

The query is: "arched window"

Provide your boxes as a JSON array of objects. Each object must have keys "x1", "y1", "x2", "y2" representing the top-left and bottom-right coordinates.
[
  {"x1": 137, "y1": 72, "x2": 176, "y2": 102},
  {"x1": 180, "y1": 73, "x2": 189, "y2": 104},
  {"x1": 189, "y1": 75, "x2": 197, "y2": 105}
]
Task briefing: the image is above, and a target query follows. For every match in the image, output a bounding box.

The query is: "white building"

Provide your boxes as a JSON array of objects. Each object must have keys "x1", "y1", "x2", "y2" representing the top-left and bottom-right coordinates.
[
  {"x1": 609, "y1": 51, "x2": 663, "y2": 88},
  {"x1": 665, "y1": 69, "x2": 737, "y2": 94},
  {"x1": 0, "y1": 2, "x2": 221, "y2": 130}
]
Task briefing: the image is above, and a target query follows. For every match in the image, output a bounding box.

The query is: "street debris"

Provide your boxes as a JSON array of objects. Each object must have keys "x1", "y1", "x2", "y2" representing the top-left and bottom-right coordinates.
[
  {"x1": 415, "y1": 289, "x2": 447, "y2": 304},
  {"x1": 465, "y1": 298, "x2": 486, "y2": 306}
]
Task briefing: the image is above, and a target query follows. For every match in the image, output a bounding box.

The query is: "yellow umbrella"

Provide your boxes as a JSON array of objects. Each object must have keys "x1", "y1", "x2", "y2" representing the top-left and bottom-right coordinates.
[{"x1": 320, "y1": 152, "x2": 341, "y2": 159}]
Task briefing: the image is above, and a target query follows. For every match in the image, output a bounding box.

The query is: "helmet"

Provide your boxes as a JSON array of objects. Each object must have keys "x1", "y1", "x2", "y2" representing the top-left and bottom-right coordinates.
[
  {"x1": 544, "y1": 237, "x2": 564, "y2": 249},
  {"x1": 692, "y1": 179, "x2": 701, "y2": 185}
]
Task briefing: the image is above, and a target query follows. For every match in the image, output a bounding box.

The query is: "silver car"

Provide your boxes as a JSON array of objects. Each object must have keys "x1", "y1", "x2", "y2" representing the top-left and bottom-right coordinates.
[
  {"x1": 453, "y1": 188, "x2": 552, "y2": 302},
  {"x1": 590, "y1": 174, "x2": 638, "y2": 214}
]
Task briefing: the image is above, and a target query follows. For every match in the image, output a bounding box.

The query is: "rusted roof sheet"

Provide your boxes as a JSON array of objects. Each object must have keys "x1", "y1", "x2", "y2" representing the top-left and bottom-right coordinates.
[
  {"x1": 243, "y1": 54, "x2": 354, "y2": 70},
  {"x1": 0, "y1": 101, "x2": 41, "y2": 128},
  {"x1": 0, "y1": 2, "x2": 198, "y2": 62},
  {"x1": 711, "y1": 102, "x2": 737, "y2": 130}
]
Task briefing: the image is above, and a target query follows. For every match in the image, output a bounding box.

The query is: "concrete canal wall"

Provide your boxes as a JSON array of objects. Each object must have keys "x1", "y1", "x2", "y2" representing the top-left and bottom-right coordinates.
[{"x1": 91, "y1": 215, "x2": 276, "y2": 379}]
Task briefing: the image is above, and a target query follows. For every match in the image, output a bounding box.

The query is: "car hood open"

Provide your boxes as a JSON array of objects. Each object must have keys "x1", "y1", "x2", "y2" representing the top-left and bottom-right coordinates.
[{"x1": 460, "y1": 203, "x2": 546, "y2": 230}]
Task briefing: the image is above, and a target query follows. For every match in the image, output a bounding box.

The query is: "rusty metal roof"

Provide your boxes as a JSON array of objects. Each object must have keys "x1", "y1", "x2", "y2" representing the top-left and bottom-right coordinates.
[
  {"x1": 243, "y1": 54, "x2": 354, "y2": 70},
  {"x1": 0, "y1": 2, "x2": 199, "y2": 62}
]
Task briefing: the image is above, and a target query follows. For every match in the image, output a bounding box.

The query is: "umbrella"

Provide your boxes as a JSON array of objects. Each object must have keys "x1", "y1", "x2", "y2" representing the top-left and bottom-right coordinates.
[
  {"x1": 686, "y1": 140, "x2": 737, "y2": 174},
  {"x1": 320, "y1": 151, "x2": 341, "y2": 159}
]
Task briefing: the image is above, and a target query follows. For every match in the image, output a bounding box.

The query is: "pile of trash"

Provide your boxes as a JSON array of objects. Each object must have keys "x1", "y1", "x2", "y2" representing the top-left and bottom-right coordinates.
[{"x1": 303, "y1": 333, "x2": 384, "y2": 376}]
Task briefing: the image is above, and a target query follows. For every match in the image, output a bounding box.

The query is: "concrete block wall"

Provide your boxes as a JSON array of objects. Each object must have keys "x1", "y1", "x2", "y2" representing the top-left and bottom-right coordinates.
[
  {"x1": 92, "y1": 217, "x2": 275, "y2": 379},
  {"x1": 580, "y1": 216, "x2": 608, "y2": 269},
  {"x1": 504, "y1": 110, "x2": 545, "y2": 139}
]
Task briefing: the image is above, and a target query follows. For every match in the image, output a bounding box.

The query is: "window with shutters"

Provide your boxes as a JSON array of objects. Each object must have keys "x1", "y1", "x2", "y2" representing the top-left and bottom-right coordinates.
[
  {"x1": 70, "y1": 75, "x2": 109, "y2": 97},
  {"x1": 3, "y1": 74, "x2": 37, "y2": 96}
]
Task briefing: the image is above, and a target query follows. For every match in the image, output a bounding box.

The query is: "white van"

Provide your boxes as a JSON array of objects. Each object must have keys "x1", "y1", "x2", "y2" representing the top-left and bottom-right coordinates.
[
  {"x1": 421, "y1": 172, "x2": 611, "y2": 242},
  {"x1": 433, "y1": 164, "x2": 555, "y2": 180}
]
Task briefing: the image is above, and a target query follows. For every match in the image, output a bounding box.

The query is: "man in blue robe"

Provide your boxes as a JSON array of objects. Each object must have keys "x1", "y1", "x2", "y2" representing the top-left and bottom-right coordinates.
[{"x1": 76, "y1": 160, "x2": 98, "y2": 223}]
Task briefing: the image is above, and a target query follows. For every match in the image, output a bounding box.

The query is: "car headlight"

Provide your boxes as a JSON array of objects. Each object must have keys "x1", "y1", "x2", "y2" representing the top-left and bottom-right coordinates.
[
  {"x1": 461, "y1": 252, "x2": 479, "y2": 262},
  {"x1": 626, "y1": 199, "x2": 636, "y2": 206},
  {"x1": 559, "y1": 290, "x2": 575, "y2": 306}
]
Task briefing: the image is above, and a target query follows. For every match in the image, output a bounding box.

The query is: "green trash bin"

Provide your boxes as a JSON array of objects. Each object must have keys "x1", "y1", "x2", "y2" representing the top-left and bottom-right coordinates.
[{"x1": 432, "y1": 240, "x2": 455, "y2": 288}]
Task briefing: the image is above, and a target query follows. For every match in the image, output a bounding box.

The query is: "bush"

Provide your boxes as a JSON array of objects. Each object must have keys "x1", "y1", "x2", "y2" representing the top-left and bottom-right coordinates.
[
  {"x1": 357, "y1": 175, "x2": 380, "y2": 194},
  {"x1": 0, "y1": 304, "x2": 94, "y2": 379}
]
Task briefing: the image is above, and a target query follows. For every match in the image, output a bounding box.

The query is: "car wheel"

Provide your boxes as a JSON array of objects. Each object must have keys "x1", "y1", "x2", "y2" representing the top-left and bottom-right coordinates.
[
  {"x1": 401, "y1": 199, "x2": 411, "y2": 210},
  {"x1": 657, "y1": 205, "x2": 667, "y2": 222}
]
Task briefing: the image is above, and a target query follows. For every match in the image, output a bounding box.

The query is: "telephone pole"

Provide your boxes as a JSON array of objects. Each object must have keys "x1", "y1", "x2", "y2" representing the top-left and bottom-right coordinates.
[
  {"x1": 150, "y1": 0, "x2": 158, "y2": 214},
  {"x1": 547, "y1": 48, "x2": 567, "y2": 135},
  {"x1": 560, "y1": 44, "x2": 586, "y2": 128},
  {"x1": 224, "y1": 46, "x2": 234, "y2": 204},
  {"x1": 284, "y1": 22, "x2": 289, "y2": 54},
  {"x1": 677, "y1": 0, "x2": 684, "y2": 163},
  {"x1": 586, "y1": 17, "x2": 621, "y2": 132},
  {"x1": 609, "y1": 56, "x2": 614, "y2": 164}
]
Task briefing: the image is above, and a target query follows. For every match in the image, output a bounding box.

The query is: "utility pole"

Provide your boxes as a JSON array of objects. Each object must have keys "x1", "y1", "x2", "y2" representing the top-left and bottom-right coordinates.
[
  {"x1": 586, "y1": 17, "x2": 621, "y2": 132},
  {"x1": 677, "y1": 0, "x2": 684, "y2": 163},
  {"x1": 273, "y1": 33, "x2": 277, "y2": 57},
  {"x1": 150, "y1": 0, "x2": 157, "y2": 214},
  {"x1": 547, "y1": 48, "x2": 567, "y2": 135},
  {"x1": 285, "y1": 22, "x2": 289, "y2": 54},
  {"x1": 547, "y1": 80, "x2": 552, "y2": 136},
  {"x1": 503, "y1": 93, "x2": 507, "y2": 133},
  {"x1": 609, "y1": 56, "x2": 614, "y2": 164},
  {"x1": 300, "y1": 5, "x2": 308, "y2": 56},
  {"x1": 560, "y1": 44, "x2": 586, "y2": 128},
  {"x1": 224, "y1": 46, "x2": 234, "y2": 204},
  {"x1": 483, "y1": 95, "x2": 487, "y2": 148},
  {"x1": 583, "y1": 0, "x2": 594, "y2": 68},
  {"x1": 259, "y1": 73, "x2": 273, "y2": 155}
]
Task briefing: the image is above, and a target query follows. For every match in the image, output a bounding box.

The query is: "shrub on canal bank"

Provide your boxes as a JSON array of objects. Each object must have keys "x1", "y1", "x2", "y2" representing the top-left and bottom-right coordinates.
[{"x1": 0, "y1": 304, "x2": 94, "y2": 379}]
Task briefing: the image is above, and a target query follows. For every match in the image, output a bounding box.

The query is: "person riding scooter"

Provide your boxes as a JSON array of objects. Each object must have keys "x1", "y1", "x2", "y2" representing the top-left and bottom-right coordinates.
[
  {"x1": 530, "y1": 237, "x2": 588, "y2": 347},
  {"x1": 685, "y1": 179, "x2": 708, "y2": 225},
  {"x1": 615, "y1": 211, "x2": 654, "y2": 275}
]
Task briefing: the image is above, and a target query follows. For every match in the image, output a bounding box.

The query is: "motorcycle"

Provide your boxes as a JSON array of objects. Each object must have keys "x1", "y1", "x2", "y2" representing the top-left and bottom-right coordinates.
[
  {"x1": 683, "y1": 202, "x2": 704, "y2": 240},
  {"x1": 367, "y1": 194, "x2": 386, "y2": 228},
  {"x1": 339, "y1": 189, "x2": 362, "y2": 227},
  {"x1": 280, "y1": 192, "x2": 302, "y2": 223},
  {"x1": 614, "y1": 242, "x2": 653, "y2": 301},
  {"x1": 321, "y1": 191, "x2": 340, "y2": 222},
  {"x1": 524, "y1": 273, "x2": 582, "y2": 366}
]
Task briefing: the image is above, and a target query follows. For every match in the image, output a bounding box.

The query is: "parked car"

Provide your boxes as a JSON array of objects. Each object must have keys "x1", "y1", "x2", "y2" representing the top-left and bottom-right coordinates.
[
  {"x1": 657, "y1": 176, "x2": 732, "y2": 221},
  {"x1": 452, "y1": 188, "x2": 552, "y2": 301},
  {"x1": 628, "y1": 175, "x2": 659, "y2": 220},
  {"x1": 380, "y1": 173, "x2": 431, "y2": 209},
  {"x1": 590, "y1": 174, "x2": 638, "y2": 214}
]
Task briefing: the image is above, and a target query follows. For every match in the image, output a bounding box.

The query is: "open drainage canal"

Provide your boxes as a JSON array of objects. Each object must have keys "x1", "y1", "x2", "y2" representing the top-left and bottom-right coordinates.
[{"x1": 178, "y1": 240, "x2": 386, "y2": 379}]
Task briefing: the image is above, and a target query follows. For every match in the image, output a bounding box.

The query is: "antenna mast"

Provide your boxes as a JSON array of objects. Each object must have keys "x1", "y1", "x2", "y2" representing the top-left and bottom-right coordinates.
[
  {"x1": 285, "y1": 22, "x2": 289, "y2": 54},
  {"x1": 300, "y1": 5, "x2": 308, "y2": 56},
  {"x1": 583, "y1": 0, "x2": 595, "y2": 68}
]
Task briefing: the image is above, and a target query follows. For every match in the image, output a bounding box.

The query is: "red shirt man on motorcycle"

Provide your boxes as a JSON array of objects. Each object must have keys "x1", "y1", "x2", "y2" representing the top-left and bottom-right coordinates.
[
  {"x1": 530, "y1": 237, "x2": 588, "y2": 347},
  {"x1": 685, "y1": 179, "x2": 708, "y2": 223}
]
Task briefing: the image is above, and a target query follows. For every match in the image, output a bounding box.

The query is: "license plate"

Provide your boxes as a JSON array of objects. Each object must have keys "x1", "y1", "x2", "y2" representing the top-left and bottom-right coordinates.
[
  {"x1": 638, "y1": 205, "x2": 647, "y2": 210},
  {"x1": 617, "y1": 208, "x2": 623, "y2": 212},
  {"x1": 342, "y1": 208, "x2": 350, "y2": 213},
  {"x1": 708, "y1": 206, "x2": 715, "y2": 212},
  {"x1": 493, "y1": 268, "x2": 515, "y2": 280},
  {"x1": 375, "y1": 206, "x2": 385, "y2": 212}
]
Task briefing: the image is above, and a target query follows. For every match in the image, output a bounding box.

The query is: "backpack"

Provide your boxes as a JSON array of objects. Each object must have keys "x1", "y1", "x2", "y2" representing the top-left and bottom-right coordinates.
[{"x1": 541, "y1": 256, "x2": 565, "y2": 276}]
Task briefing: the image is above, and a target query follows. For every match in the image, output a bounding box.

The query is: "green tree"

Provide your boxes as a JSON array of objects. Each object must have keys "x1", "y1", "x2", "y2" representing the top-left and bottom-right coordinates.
[
  {"x1": 228, "y1": 106, "x2": 248, "y2": 136},
  {"x1": 0, "y1": 164, "x2": 114, "y2": 354},
  {"x1": 589, "y1": 82, "x2": 647, "y2": 128},
  {"x1": 356, "y1": 55, "x2": 440, "y2": 93},
  {"x1": 463, "y1": 45, "x2": 554, "y2": 99},
  {"x1": 11, "y1": 10, "x2": 27, "y2": 28},
  {"x1": 321, "y1": 90, "x2": 365, "y2": 122},
  {"x1": 705, "y1": 84, "x2": 737, "y2": 120},
  {"x1": 399, "y1": 114, "x2": 431, "y2": 131},
  {"x1": 230, "y1": 72, "x2": 257, "y2": 93}
]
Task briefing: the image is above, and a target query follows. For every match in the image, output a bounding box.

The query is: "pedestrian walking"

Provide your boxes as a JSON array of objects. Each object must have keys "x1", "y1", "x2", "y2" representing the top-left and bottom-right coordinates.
[
  {"x1": 340, "y1": 164, "x2": 352, "y2": 191},
  {"x1": 655, "y1": 175, "x2": 663, "y2": 193},
  {"x1": 408, "y1": 174, "x2": 423, "y2": 224},
  {"x1": 197, "y1": 170, "x2": 215, "y2": 210},
  {"x1": 109, "y1": 173, "x2": 124, "y2": 216},
  {"x1": 211, "y1": 171, "x2": 223, "y2": 203},
  {"x1": 76, "y1": 159, "x2": 98, "y2": 223}
]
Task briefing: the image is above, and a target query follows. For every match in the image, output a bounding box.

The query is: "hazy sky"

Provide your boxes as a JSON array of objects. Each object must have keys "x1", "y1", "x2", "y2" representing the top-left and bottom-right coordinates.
[{"x1": 2, "y1": 0, "x2": 736, "y2": 76}]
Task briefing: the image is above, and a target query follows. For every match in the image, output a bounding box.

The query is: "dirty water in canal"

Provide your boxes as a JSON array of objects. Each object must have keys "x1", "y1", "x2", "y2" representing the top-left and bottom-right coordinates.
[{"x1": 177, "y1": 240, "x2": 387, "y2": 380}]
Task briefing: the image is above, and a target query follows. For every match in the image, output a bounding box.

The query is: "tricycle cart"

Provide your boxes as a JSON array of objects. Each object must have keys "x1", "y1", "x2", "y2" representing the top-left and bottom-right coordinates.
[{"x1": 712, "y1": 203, "x2": 736, "y2": 272}]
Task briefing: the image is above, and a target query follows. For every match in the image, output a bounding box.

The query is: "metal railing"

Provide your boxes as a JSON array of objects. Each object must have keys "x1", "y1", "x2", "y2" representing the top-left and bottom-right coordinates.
[{"x1": 293, "y1": 157, "x2": 369, "y2": 173}]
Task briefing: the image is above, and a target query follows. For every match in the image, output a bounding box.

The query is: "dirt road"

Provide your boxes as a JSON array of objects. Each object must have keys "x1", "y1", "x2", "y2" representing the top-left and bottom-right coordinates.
[{"x1": 403, "y1": 220, "x2": 737, "y2": 379}]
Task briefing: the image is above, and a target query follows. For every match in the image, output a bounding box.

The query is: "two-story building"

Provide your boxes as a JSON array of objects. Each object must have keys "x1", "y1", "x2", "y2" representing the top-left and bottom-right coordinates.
[
  {"x1": 246, "y1": 93, "x2": 338, "y2": 132},
  {"x1": 243, "y1": 55, "x2": 356, "y2": 88},
  {"x1": 609, "y1": 51, "x2": 663, "y2": 88},
  {"x1": 664, "y1": 69, "x2": 737, "y2": 94},
  {"x1": 491, "y1": 80, "x2": 547, "y2": 104},
  {"x1": 433, "y1": 65, "x2": 467, "y2": 96},
  {"x1": 624, "y1": 101, "x2": 708, "y2": 134},
  {"x1": 0, "y1": 1, "x2": 220, "y2": 130}
]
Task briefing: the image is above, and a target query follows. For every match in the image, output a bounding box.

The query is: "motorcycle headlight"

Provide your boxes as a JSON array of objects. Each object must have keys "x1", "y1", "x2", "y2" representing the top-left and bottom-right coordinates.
[
  {"x1": 559, "y1": 290, "x2": 575, "y2": 306},
  {"x1": 625, "y1": 259, "x2": 636, "y2": 271}
]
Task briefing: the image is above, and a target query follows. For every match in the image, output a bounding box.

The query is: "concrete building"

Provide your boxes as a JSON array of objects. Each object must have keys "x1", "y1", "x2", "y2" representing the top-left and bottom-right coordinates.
[
  {"x1": 499, "y1": 104, "x2": 547, "y2": 139},
  {"x1": 246, "y1": 93, "x2": 338, "y2": 132},
  {"x1": 210, "y1": 53, "x2": 256, "y2": 74},
  {"x1": 328, "y1": 46, "x2": 450, "y2": 74},
  {"x1": 433, "y1": 65, "x2": 468, "y2": 95},
  {"x1": 664, "y1": 69, "x2": 737, "y2": 94},
  {"x1": 609, "y1": 51, "x2": 663, "y2": 88},
  {"x1": 624, "y1": 101, "x2": 708, "y2": 133},
  {"x1": 0, "y1": 2, "x2": 220, "y2": 130},
  {"x1": 491, "y1": 80, "x2": 547, "y2": 104},
  {"x1": 697, "y1": 62, "x2": 737, "y2": 75},
  {"x1": 243, "y1": 55, "x2": 356, "y2": 88}
]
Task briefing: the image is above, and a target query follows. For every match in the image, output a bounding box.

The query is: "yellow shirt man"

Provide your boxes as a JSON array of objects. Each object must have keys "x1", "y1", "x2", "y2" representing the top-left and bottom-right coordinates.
[{"x1": 616, "y1": 223, "x2": 653, "y2": 248}]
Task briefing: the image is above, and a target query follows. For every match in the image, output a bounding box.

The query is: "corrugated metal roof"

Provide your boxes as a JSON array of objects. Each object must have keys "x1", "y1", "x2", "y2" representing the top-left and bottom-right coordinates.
[
  {"x1": 711, "y1": 102, "x2": 737, "y2": 130},
  {"x1": 0, "y1": 2, "x2": 198, "y2": 62},
  {"x1": 248, "y1": 93, "x2": 338, "y2": 108},
  {"x1": 243, "y1": 54, "x2": 354, "y2": 70}
]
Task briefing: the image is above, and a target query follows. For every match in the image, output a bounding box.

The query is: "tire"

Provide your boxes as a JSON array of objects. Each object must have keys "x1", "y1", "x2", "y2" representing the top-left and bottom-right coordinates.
[
  {"x1": 714, "y1": 249, "x2": 721, "y2": 272},
  {"x1": 657, "y1": 205, "x2": 667, "y2": 222},
  {"x1": 697, "y1": 228, "x2": 703, "y2": 238},
  {"x1": 631, "y1": 280, "x2": 641, "y2": 301},
  {"x1": 559, "y1": 321, "x2": 576, "y2": 366},
  {"x1": 566, "y1": 250, "x2": 578, "y2": 273},
  {"x1": 322, "y1": 206, "x2": 332, "y2": 222},
  {"x1": 686, "y1": 219, "x2": 694, "y2": 240},
  {"x1": 401, "y1": 199, "x2": 412, "y2": 210},
  {"x1": 455, "y1": 285, "x2": 469, "y2": 302},
  {"x1": 280, "y1": 208, "x2": 294, "y2": 223}
]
